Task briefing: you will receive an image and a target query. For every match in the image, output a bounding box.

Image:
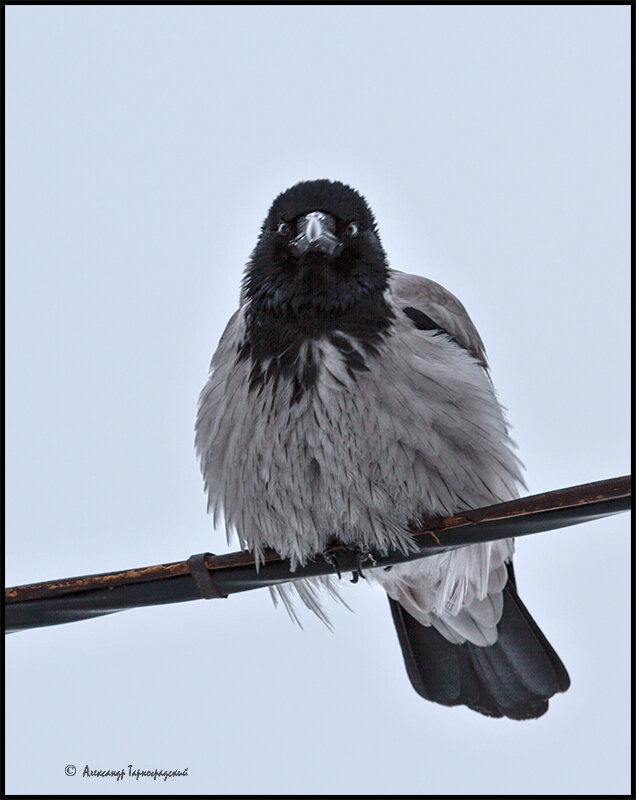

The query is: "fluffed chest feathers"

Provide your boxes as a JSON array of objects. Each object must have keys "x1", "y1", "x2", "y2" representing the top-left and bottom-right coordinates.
[{"x1": 210, "y1": 317, "x2": 517, "y2": 565}]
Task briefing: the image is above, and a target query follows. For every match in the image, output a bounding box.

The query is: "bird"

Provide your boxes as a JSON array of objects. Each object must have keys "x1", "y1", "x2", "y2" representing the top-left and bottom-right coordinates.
[{"x1": 195, "y1": 179, "x2": 570, "y2": 719}]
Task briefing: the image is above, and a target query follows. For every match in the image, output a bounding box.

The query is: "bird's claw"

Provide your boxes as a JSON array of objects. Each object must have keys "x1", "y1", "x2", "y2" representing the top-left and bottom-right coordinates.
[
  {"x1": 323, "y1": 548, "x2": 343, "y2": 580},
  {"x1": 351, "y1": 550, "x2": 377, "y2": 582},
  {"x1": 324, "y1": 544, "x2": 377, "y2": 583}
]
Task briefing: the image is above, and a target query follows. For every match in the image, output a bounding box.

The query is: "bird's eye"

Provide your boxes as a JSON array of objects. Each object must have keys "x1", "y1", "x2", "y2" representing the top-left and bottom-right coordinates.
[
  {"x1": 346, "y1": 222, "x2": 358, "y2": 238},
  {"x1": 277, "y1": 221, "x2": 290, "y2": 236}
]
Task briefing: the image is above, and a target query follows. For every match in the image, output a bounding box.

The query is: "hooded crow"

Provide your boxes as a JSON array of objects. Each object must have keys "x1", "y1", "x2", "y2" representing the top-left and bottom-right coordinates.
[{"x1": 195, "y1": 179, "x2": 570, "y2": 718}]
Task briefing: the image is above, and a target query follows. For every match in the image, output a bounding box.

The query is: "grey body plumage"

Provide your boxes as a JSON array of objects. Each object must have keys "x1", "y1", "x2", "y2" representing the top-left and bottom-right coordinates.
[{"x1": 195, "y1": 180, "x2": 570, "y2": 717}]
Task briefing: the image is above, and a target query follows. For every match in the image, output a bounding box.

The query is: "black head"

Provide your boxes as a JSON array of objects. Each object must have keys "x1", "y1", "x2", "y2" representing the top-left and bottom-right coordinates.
[
  {"x1": 238, "y1": 180, "x2": 394, "y2": 403},
  {"x1": 242, "y1": 180, "x2": 390, "y2": 321}
]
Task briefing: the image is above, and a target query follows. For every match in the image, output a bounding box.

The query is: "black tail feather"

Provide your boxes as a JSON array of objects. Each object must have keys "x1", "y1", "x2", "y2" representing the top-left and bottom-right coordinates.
[{"x1": 389, "y1": 565, "x2": 570, "y2": 720}]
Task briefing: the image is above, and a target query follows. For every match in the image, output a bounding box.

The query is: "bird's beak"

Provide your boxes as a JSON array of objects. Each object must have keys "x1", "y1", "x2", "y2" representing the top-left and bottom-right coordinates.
[{"x1": 290, "y1": 211, "x2": 343, "y2": 260}]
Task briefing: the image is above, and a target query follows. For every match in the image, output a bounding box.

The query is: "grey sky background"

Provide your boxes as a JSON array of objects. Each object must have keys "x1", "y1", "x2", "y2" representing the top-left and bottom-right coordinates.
[{"x1": 5, "y1": 5, "x2": 630, "y2": 795}]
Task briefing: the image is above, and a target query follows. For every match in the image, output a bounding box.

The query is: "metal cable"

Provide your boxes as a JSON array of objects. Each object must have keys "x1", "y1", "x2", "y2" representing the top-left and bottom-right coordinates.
[{"x1": 5, "y1": 475, "x2": 631, "y2": 633}]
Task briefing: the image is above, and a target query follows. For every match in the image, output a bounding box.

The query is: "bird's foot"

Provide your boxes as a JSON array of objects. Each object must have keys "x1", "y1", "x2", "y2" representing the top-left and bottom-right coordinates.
[
  {"x1": 323, "y1": 543, "x2": 377, "y2": 583},
  {"x1": 351, "y1": 549, "x2": 378, "y2": 582}
]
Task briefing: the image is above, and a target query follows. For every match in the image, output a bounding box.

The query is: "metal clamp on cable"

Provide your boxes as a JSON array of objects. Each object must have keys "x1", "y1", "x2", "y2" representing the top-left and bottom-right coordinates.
[{"x1": 187, "y1": 553, "x2": 227, "y2": 599}]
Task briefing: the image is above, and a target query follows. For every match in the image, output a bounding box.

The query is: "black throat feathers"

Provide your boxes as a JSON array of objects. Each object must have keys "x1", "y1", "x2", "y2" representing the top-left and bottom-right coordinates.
[{"x1": 237, "y1": 288, "x2": 395, "y2": 405}]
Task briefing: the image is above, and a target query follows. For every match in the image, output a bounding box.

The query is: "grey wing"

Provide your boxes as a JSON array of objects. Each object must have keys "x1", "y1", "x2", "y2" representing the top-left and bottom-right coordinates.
[
  {"x1": 379, "y1": 269, "x2": 520, "y2": 646},
  {"x1": 195, "y1": 307, "x2": 247, "y2": 523},
  {"x1": 389, "y1": 269, "x2": 488, "y2": 369}
]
